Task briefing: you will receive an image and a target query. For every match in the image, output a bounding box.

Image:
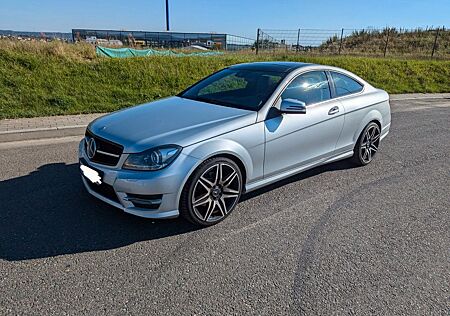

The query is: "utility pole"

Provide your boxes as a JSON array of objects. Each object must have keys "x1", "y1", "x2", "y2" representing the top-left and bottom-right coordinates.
[{"x1": 165, "y1": 0, "x2": 170, "y2": 31}]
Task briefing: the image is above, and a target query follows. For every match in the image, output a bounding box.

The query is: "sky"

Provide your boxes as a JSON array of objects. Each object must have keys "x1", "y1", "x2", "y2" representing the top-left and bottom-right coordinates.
[{"x1": 0, "y1": 0, "x2": 448, "y2": 38}]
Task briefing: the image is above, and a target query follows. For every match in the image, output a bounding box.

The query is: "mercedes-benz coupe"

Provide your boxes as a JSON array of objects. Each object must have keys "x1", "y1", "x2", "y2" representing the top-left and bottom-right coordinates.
[{"x1": 79, "y1": 62, "x2": 391, "y2": 226}]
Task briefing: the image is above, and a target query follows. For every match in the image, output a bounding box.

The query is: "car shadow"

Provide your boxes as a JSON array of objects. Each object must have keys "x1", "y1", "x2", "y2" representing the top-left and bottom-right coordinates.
[
  {"x1": 0, "y1": 158, "x2": 357, "y2": 262},
  {"x1": 241, "y1": 158, "x2": 357, "y2": 201},
  {"x1": 0, "y1": 163, "x2": 199, "y2": 261}
]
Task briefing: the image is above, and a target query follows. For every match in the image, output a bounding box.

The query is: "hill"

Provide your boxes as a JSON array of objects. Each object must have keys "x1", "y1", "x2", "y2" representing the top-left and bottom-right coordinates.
[
  {"x1": 320, "y1": 27, "x2": 449, "y2": 58},
  {"x1": 0, "y1": 40, "x2": 449, "y2": 119}
]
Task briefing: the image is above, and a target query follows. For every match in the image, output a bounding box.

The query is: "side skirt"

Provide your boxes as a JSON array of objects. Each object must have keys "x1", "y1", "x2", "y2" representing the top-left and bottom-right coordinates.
[{"x1": 245, "y1": 150, "x2": 354, "y2": 192}]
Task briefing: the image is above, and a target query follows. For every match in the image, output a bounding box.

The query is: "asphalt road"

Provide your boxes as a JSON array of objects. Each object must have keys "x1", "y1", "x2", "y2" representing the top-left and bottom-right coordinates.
[{"x1": 0, "y1": 97, "x2": 449, "y2": 315}]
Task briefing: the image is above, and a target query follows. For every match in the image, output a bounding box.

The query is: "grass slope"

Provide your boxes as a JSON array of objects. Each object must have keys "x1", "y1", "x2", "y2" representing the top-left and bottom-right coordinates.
[{"x1": 1, "y1": 41, "x2": 449, "y2": 119}]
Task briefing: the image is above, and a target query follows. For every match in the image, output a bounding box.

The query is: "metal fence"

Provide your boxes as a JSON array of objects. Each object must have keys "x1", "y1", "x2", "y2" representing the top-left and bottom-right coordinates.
[
  {"x1": 225, "y1": 34, "x2": 254, "y2": 51},
  {"x1": 255, "y1": 27, "x2": 449, "y2": 58},
  {"x1": 72, "y1": 29, "x2": 254, "y2": 51}
]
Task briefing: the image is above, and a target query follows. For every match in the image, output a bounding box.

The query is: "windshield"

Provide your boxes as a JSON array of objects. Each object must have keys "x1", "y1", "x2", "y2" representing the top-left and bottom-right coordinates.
[{"x1": 179, "y1": 68, "x2": 285, "y2": 111}]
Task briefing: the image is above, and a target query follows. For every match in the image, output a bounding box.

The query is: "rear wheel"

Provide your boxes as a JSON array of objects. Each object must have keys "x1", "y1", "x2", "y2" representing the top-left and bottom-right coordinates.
[
  {"x1": 180, "y1": 157, "x2": 243, "y2": 226},
  {"x1": 352, "y1": 122, "x2": 381, "y2": 166}
]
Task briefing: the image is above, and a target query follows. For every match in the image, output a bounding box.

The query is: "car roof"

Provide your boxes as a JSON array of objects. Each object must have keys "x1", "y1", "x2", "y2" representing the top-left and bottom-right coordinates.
[{"x1": 229, "y1": 61, "x2": 313, "y2": 73}]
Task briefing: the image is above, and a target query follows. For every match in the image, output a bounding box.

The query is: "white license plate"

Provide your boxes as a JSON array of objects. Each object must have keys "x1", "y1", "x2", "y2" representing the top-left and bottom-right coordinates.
[{"x1": 80, "y1": 164, "x2": 102, "y2": 184}]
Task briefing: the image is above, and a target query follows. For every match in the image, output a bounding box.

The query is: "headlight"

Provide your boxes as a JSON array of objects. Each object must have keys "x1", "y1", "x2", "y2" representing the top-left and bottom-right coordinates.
[{"x1": 123, "y1": 145, "x2": 182, "y2": 171}]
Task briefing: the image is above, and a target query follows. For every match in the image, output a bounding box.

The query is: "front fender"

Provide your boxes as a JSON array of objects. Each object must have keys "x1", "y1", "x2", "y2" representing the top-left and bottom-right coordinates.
[{"x1": 183, "y1": 139, "x2": 254, "y2": 182}]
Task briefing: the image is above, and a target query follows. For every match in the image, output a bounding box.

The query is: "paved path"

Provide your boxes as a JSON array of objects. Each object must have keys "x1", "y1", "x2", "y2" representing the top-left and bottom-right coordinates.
[
  {"x1": 0, "y1": 113, "x2": 103, "y2": 142},
  {"x1": 1, "y1": 93, "x2": 449, "y2": 142},
  {"x1": 0, "y1": 97, "x2": 449, "y2": 315},
  {"x1": 0, "y1": 113, "x2": 102, "y2": 133}
]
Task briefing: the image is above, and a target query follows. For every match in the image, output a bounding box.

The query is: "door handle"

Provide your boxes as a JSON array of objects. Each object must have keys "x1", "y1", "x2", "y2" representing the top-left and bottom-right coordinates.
[{"x1": 328, "y1": 106, "x2": 339, "y2": 115}]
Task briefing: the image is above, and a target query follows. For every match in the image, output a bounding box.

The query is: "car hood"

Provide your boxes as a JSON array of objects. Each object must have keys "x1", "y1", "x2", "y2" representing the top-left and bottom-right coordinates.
[{"x1": 88, "y1": 96, "x2": 257, "y2": 153}]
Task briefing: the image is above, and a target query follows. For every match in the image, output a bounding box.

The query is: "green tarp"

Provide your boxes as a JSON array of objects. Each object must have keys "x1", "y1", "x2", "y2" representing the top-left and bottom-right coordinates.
[{"x1": 96, "y1": 46, "x2": 223, "y2": 58}]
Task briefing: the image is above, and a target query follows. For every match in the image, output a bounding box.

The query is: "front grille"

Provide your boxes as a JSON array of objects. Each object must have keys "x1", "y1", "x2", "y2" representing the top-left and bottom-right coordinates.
[
  {"x1": 85, "y1": 129, "x2": 123, "y2": 166},
  {"x1": 85, "y1": 177, "x2": 120, "y2": 204}
]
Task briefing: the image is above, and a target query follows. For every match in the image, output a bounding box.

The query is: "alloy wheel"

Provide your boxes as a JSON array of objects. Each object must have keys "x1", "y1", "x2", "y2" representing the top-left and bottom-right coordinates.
[
  {"x1": 360, "y1": 124, "x2": 381, "y2": 164},
  {"x1": 191, "y1": 162, "x2": 241, "y2": 223}
]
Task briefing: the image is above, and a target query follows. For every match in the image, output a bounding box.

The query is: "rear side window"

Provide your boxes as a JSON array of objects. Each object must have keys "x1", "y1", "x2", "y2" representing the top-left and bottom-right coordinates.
[
  {"x1": 281, "y1": 71, "x2": 331, "y2": 105},
  {"x1": 330, "y1": 72, "x2": 363, "y2": 97}
]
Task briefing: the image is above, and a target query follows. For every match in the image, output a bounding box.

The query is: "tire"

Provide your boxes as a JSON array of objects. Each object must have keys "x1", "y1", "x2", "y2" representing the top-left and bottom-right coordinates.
[
  {"x1": 179, "y1": 157, "x2": 243, "y2": 226},
  {"x1": 352, "y1": 122, "x2": 381, "y2": 166}
]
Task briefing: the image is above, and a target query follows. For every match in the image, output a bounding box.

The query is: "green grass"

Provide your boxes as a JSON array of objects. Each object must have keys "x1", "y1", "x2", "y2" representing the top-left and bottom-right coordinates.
[{"x1": 1, "y1": 41, "x2": 449, "y2": 119}]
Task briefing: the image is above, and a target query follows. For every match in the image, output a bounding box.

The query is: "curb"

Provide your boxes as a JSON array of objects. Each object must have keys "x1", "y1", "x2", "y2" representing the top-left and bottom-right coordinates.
[
  {"x1": 389, "y1": 93, "x2": 450, "y2": 101},
  {"x1": 1, "y1": 94, "x2": 449, "y2": 143},
  {"x1": 0, "y1": 125, "x2": 86, "y2": 143}
]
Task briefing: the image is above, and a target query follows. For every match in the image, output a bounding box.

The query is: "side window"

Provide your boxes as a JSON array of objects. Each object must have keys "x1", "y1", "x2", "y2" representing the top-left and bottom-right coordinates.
[
  {"x1": 281, "y1": 71, "x2": 331, "y2": 105},
  {"x1": 331, "y1": 72, "x2": 363, "y2": 97}
]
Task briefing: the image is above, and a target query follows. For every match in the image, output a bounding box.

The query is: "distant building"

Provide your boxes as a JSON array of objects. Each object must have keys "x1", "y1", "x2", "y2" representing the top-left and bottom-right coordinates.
[{"x1": 72, "y1": 29, "x2": 253, "y2": 51}]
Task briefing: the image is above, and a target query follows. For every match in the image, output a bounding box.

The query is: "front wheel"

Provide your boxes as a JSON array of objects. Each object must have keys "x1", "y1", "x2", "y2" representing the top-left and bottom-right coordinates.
[
  {"x1": 352, "y1": 122, "x2": 381, "y2": 166},
  {"x1": 179, "y1": 157, "x2": 243, "y2": 226}
]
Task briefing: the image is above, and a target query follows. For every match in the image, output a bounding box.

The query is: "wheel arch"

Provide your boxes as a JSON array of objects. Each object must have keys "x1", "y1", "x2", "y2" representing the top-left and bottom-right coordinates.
[
  {"x1": 371, "y1": 119, "x2": 381, "y2": 130},
  {"x1": 353, "y1": 110, "x2": 383, "y2": 143},
  {"x1": 176, "y1": 139, "x2": 253, "y2": 206},
  {"x1": 204, "y1": 153, "x2": 247, "y2": 189}
]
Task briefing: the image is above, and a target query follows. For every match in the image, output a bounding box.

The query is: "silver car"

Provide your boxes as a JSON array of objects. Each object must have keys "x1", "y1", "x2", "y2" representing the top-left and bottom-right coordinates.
[{"x1": 79, "y1": 62, "x2": 391, "y2": 226}]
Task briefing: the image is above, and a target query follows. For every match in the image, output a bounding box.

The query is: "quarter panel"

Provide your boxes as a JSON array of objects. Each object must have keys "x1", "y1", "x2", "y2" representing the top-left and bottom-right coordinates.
[{"x1": 335, "y1": 90, "x2": 389, "y2": 152}]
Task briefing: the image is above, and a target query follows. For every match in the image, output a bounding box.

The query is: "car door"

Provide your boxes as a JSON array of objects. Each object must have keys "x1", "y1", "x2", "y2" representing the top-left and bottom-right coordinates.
[{"x1": 263, "y1": 70, "x2": 345, "y2": 178}]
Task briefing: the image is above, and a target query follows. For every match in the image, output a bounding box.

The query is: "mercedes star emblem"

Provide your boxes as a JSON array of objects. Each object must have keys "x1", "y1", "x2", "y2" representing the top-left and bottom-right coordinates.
[{"x1": 86, "y1": 137, "x2": 97, "y2": 159}]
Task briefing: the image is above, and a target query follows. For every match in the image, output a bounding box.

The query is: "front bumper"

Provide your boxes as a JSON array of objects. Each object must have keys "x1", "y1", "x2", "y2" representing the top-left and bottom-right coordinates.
[{"x1": 78, "y1": 140, "x2": 199, "y2": 219}]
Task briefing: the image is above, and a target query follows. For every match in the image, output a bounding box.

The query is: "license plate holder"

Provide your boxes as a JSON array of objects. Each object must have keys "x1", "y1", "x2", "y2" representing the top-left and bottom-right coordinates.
[{"x1": 79, "y1": 160, "x2": 103, "y2": 185}]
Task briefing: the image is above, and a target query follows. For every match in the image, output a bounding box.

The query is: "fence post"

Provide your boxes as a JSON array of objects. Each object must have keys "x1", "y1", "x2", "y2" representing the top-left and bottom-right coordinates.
[
  {"x1": 338, "y1": 28, "x2": 344, "y2": 55},
  {"x1": 296, "y1": 29, "x2": 301, "y2": 53},
  {"x1": 255, "y1": 28, "x2": 260, "y2": 55},
  {"x1": 431, "y1": 27, "x2": 440, "y2": 58},
  {"x1": 383, "y1": 28, "x2": 390, "y2": 57}
]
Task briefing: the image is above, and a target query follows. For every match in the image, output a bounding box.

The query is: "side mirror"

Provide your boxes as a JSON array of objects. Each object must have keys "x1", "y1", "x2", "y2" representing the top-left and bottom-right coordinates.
[{"x1": 280, "y1": 99, "x2": 306, "y2": 114}]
